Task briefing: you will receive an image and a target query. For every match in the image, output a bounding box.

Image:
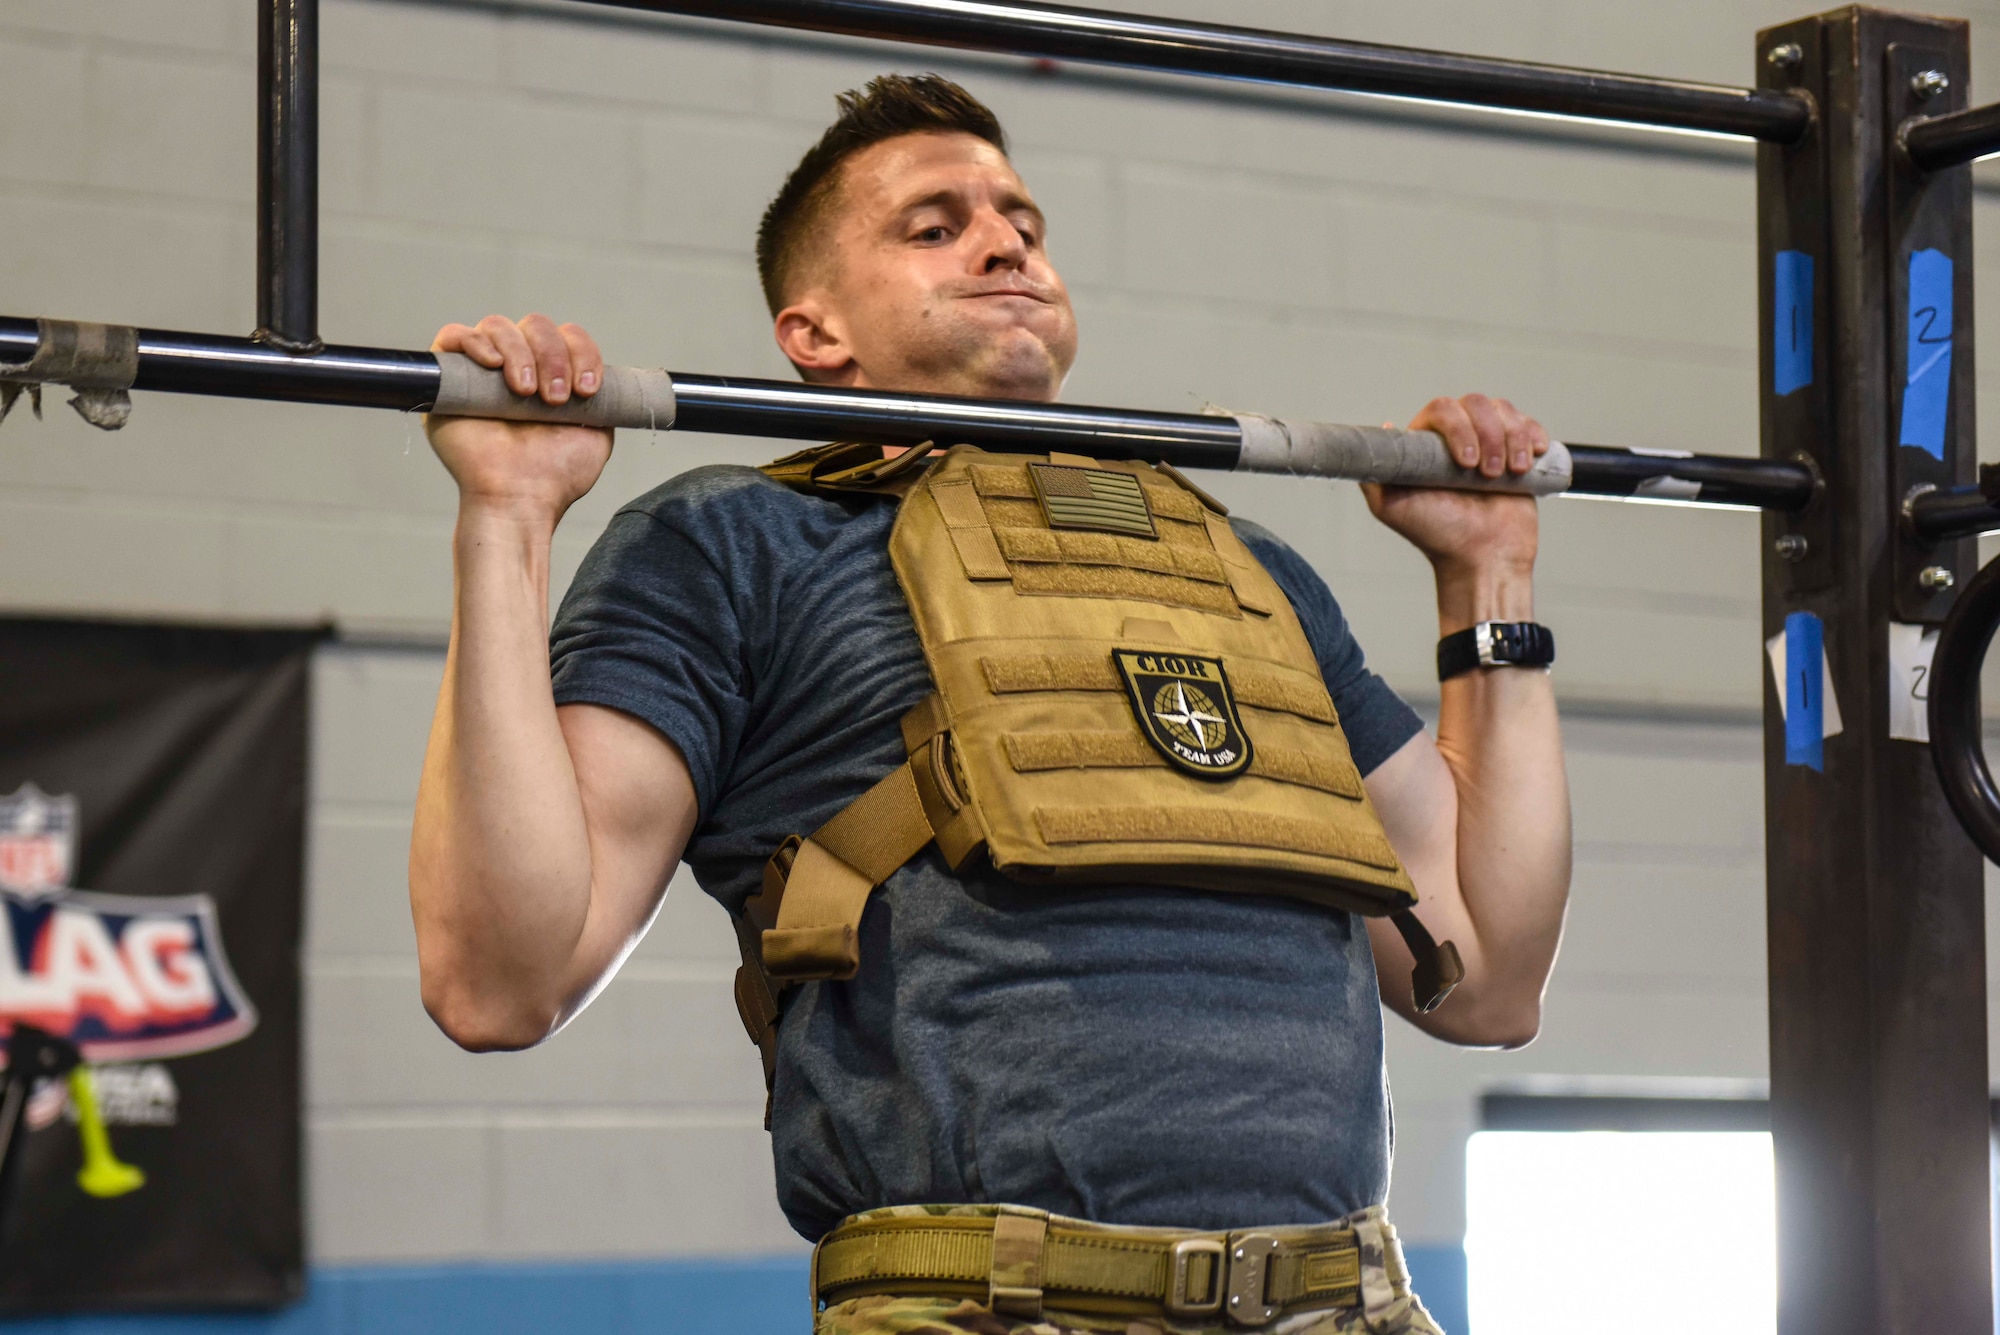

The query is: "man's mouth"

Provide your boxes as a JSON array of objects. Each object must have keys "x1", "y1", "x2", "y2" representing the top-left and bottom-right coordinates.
[{"x1": 955, "y1": 282, "x2": 1054, "y2": 305}]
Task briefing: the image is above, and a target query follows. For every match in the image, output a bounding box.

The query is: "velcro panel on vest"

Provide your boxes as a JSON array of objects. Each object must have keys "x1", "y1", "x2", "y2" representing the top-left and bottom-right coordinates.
[
  {"x1": 1203, "y1": 510, "x2": 1276, "y2": 616},
  {"x1": 980, "y1": 654, "x2": 1338, "y2": 724},
  {"x1": 969, "y1": 463, "x2": 1210, "y2": 524},
  {"x1": 1008, "y1": 563, "x2": 1240, "y2": 616},
  {"x1": 1036, "y1": 806, "x2": 1400, "y2": 869},
  {"x1": 930, "y1": 476, "x2": 1011, "y2": 581},
  {"x1": 1003, "y1": 731, "x2": 1363, "y2": 799},
  {"x1": 993, "y1": 528, "x2": 1230, "y2": 584},
  {"x1": 762, "y1": 762, "x2": 934, "y2": 982},
  {"x1": 960, "y1": 463, "x2": 1245, "y2": 618}
]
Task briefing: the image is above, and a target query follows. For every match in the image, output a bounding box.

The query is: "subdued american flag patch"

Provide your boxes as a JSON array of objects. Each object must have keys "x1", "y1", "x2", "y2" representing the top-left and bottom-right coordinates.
[{"x1": 1028, "y1": 463, "x2": 1158, "y2": 539}]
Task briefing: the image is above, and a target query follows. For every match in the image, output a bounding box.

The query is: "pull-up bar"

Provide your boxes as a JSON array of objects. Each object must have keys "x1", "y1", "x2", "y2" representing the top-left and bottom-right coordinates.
[
  {"x1": 79, "y1": 0, "x2": 1813, "y2": 518},
  {"x1": 629, "y1": 0, "x2": 1816, "y2": 141},
  {"x1": 1903, "y1": 97, "x2": 2000, "y2": 169},
  {"x1": 0, "y1": 316, "x2": 1819, "y2": 511}
]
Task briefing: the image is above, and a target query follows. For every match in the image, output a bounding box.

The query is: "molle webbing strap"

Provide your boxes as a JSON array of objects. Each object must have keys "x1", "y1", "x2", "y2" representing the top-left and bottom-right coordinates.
[
  {"x1": 1009, "y1": 562, "x2": 1240, "y2": 616},
  {"x1": 1393, "y1": 910, "x2": 1466, "y2": 1013},
  {"x1": 967, "y1": 462, "x2": 1208, "y2": 523},
  {"x1": 1204, "y1": 510, "x2": 1276, "y2": 616},
  {"x1": 759, "y1": 439, "x2": 940, "y2": 497},
  {"x1": 989, "y1": 1211, "x2": 1049, "y2": 1318},
  {"x1": 930, "y1": 473, "x2": 1010, "y2": 580},
  {"x1": 1035, "y1": 806, "x2": 1401, "y2": 870},
  {"x1": 993, "y1": 527, "x2": 1231, "y2": 583},
  {"x1": 980, "y1": 654, "x2": 1339, "y2": 724},
  {"x1": 812, "y1": 1210, "x2": 1365, "y2": 1318},
  {"x1": 761, "y1": 762, "x2": 934, "y2": 982},
  {"x1": 1002, "y1": 731, "x2": 1363, "y2": 799},
  {"x1": 731, "y1": 696, "x2": 974, "y2": 1109}
]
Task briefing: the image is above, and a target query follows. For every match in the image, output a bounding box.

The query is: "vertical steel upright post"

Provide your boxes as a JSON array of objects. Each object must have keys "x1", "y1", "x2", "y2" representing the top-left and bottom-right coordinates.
[
  {"x1": 1757, "y1": 9, "x2": 1989, "y2": 1333},
  {"x1": 256, "y1": 0, "x2": 320, "y2": 352}
]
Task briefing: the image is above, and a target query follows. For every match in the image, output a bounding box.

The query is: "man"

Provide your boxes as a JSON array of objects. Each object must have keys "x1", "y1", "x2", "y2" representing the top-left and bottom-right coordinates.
[{"x1": 410, "y1": 75, "x2": 1570, "y2": 1335}]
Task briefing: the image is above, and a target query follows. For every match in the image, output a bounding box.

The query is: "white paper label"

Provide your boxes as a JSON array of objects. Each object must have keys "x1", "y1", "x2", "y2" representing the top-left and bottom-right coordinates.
[
  {"x1": 1765, "y1": 630, "x2": 1844, "y2": 737},
  {"x1": 1633, "y1": 475, "x2": 1703, "y2": 501},
  {"x1": 1887, "y1": 622, "x2": 1940, "y2": 743}
]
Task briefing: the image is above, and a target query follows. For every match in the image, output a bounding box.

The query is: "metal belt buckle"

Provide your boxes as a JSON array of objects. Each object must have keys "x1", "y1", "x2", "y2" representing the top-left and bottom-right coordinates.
[
  {"x1": 1165, "y1": 1238, "x2": 1226, "y2": 1318},
  {"x1": 1225, "y1": 1232, "x2": 1281, "y2": 1326}
]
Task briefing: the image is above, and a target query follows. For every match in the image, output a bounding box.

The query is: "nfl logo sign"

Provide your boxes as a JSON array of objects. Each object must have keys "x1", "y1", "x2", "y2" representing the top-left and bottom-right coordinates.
[{"x1": 0, "y1": 783, "x2": 78, "y2": 897}]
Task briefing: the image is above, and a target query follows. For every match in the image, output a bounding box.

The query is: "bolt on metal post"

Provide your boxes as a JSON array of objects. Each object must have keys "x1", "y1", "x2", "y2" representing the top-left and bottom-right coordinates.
[{"x1": 1912, "y1": 68, "x2": 1951, "y2": 98}]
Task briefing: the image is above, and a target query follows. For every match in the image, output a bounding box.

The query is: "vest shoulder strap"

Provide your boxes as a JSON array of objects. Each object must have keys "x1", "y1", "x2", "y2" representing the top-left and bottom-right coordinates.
[{"x1": 758, "y1": 439, "x2": 943, "y2": 498}]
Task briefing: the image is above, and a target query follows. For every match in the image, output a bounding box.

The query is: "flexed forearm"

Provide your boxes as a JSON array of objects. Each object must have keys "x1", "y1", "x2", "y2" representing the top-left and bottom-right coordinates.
[
  {"x1": 409, "y1": 506, "x2": 594, "y2": 1049},
  {"x1": 1428, "y1": 557, "x2": 1571, "y2": 1035},
  {"x1": 1362, "y1": 392, "x2": 1572, "y2": 1045},
  {"x1": 1363, "y1": 556, "x2": 1572, "y2": 1045},
  {"x1": 407, "y1": 315, "x2": 696, "y2": 1053}
]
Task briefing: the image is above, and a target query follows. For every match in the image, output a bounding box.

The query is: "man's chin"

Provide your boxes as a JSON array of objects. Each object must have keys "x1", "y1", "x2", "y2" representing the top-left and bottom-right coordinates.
[
  {"x1": 961, "y1": 355, "x2": 1065, "y2": 402},
  {"x1": 959, "y1": 331, "x2": 1073, "y2": 402},
  {"x1": 870, "y1": 318, "x2": 1074, "y2": 401}
]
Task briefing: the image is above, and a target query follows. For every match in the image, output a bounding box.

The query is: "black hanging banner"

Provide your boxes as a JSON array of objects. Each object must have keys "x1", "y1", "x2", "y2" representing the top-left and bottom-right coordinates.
[{"x1": 0, "y1": 617, "x2": 320, "y2": 1312}]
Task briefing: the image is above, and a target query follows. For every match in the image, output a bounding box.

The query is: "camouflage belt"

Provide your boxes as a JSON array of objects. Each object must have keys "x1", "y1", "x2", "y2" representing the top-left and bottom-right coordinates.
[{"x1": 812, "y1": 1204, "x2": 1365, "y2": 1326}]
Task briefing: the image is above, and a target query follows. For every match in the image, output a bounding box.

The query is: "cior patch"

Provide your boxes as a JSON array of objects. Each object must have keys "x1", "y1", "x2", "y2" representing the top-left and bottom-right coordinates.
[{"x1": 1113, "y1": 649, "x2": 1254, "y2": 780}]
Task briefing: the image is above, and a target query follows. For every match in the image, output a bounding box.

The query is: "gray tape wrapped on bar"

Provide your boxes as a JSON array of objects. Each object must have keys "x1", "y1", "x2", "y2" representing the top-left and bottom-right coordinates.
[
  {"x1": 1233, "y1": 412, "x2": 1571, "y2": 495},
  {"x1": 430, "y1": 352, "x2": 676, "y2": 430},
  {"x1": 0, "y1": 318, "x2": 140, "y2": 430}
]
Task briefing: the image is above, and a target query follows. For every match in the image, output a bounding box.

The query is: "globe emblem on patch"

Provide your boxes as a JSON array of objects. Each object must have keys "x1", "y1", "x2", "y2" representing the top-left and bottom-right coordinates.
[
  {"x1": 1151, "y1": 679, "x2": 1228, "y2": 751},
  {"x1": 1113, "y1": 648, "x2": 1254, "y2": 780}
]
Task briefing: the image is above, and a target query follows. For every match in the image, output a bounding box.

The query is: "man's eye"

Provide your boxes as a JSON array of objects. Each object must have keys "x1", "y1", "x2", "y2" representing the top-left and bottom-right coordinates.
[{"x1": 915, "y1": 226, "x2": 950, "y2": 243}]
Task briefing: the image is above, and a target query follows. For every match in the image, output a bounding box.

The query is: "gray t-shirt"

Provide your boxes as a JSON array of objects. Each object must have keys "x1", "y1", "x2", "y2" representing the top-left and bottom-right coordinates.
[{"x1": 549, "y1": 464, "x2": 1424, "y2": 1241}]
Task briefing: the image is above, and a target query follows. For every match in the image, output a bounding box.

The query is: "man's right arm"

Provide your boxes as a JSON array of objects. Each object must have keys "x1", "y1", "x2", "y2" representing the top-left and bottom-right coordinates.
[{"x1": 408, "y1": 314, "x2": 699, "y2": 1052}]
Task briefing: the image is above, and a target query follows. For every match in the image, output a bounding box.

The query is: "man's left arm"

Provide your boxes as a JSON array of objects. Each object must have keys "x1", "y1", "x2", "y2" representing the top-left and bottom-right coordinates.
[{"x1": 1361, "y1": 394, "x2": 1573, "y2": 1048}]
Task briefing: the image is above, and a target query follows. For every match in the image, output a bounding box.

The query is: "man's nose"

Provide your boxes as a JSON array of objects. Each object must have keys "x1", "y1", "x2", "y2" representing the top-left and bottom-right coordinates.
[{"x1": 970, "y1": 210, "x2": 1028, "y2": 271}]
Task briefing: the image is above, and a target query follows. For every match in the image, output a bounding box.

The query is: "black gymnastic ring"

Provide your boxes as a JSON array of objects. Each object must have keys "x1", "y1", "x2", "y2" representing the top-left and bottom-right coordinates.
[{"x1": 1928, "y1": 552, "x2": 2000, "y2": 864}]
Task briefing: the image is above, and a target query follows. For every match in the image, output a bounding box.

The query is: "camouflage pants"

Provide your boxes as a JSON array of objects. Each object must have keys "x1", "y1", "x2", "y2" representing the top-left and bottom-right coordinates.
[{"x1": 814, "y1": 1205, "x2": 1445, "y2": 1335}]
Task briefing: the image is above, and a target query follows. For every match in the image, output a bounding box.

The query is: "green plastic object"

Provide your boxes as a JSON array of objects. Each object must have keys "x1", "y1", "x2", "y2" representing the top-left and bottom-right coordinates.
[{"x1": 68, "y1": 1066, "x2": 144, "y2": 1199}]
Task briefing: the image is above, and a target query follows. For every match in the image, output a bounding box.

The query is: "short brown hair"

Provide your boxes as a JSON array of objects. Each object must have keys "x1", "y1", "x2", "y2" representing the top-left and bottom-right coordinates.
[{"x1": 756, "y1": 74, "x2": 1008, "y2": 316}]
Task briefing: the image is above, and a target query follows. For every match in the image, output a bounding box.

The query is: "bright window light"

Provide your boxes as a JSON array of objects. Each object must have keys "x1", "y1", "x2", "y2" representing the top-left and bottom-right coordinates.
[{"x1": 1465, "y1": 1131, "x2": 1776, "y2": 1335}]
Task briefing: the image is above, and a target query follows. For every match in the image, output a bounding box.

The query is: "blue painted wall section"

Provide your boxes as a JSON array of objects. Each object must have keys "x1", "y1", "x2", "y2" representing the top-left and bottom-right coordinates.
[
  {"x1": 1404, "y1": 1243, "x2": 1469, "y2": 1334},
  {"x1": 1899, "y1": 247, "x2": 1954, "y2": 459},
  {"x1": 0, "y1": 1250, "x2": 1476, "y2": 1334},
  {"x1": 1773, "y1": 249, "x2": 1813, "y2": 396},
  {"x1": 0, "y1": 1258, "x2": 812, "y2": 1335}
]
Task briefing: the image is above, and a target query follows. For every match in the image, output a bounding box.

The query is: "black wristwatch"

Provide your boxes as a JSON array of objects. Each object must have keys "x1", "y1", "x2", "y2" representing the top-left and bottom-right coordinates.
[{"x1": 1437, "y1": 622, "x2": 1556, "y2": 682}]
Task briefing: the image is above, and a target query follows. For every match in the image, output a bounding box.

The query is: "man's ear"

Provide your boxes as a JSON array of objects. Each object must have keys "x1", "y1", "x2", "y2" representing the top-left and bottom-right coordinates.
[{"x1": 773, "y1": 295, "x2": 854, "y2": 383}]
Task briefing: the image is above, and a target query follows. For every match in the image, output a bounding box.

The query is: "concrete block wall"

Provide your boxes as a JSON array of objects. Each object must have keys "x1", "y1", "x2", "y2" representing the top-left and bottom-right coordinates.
[{"x1": 8, "y1": 0, "x2": 2000, "y2": 1290}]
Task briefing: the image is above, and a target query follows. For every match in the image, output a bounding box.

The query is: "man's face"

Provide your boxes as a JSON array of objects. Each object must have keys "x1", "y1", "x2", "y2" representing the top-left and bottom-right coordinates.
[{"x1": 774, "y1": 131, "x2": 1078, "y2": 402}]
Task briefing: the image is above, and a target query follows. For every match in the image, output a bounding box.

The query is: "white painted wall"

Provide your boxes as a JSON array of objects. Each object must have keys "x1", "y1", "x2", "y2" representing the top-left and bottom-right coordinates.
[{"x1": 6, "y1": 0, "x2": 2000, "y2": 1261}]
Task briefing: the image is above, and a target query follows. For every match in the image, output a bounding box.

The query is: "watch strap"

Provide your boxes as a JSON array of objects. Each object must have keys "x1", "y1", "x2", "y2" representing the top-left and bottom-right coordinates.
[{"x1": 1437, "y1": 621, "x2": 1555, "y2": 681}]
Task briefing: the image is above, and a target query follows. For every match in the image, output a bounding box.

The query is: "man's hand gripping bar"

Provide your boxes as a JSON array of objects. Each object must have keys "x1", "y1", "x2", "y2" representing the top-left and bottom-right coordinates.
[{"x1": 427, "y1": 353, "x2": 1570, "y2": 496}]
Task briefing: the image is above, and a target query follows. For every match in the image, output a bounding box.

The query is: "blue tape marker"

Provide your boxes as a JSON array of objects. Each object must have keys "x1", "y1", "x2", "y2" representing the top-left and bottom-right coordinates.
[
  {"x1": 1785, "y1": 611, "x2": 1824, "y2": 772},
  {"x1": 1899, "y1": 249, "x2": 1953, "y2": 459},
  {"x1": 1773, "y1": 250, "x2": 1812, "y2": 396}
]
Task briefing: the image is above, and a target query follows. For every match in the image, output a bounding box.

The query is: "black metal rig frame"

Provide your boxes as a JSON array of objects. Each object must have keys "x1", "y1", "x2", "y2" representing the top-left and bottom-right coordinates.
[{"x1": 5, "y1": 2, "x2": 1999, "y2": 1330}]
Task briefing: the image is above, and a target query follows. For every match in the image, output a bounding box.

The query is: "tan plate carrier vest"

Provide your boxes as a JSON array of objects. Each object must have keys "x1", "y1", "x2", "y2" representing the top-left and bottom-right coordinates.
[{"x1": 731, "y1": 442, "x2": 1463, "y2": 1112}]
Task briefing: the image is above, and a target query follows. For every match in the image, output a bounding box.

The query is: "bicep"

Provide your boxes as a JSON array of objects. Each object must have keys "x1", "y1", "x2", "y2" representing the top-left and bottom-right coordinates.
[
  {"x1": 1363, "y1": 730, "x2": 1457, "y2": 877},
  {"x1": 557, "y1": 702, "x2": 701, "y2": 996}
]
